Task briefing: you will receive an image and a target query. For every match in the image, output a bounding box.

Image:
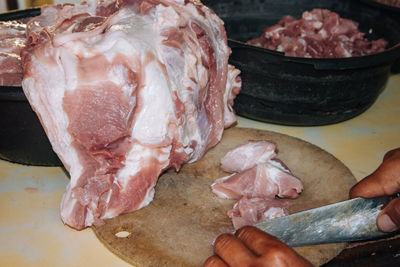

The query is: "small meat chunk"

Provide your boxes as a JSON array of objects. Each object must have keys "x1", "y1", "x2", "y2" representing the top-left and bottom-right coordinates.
[
  {"x1": 220, "y1": 140, "x2": 277, "y2": 173},
  {"x1": 228, "y1": 197, "x2": 290, "y2": 230},
  {"x1": 211, "y1": 140, "x2": 304, "y2": 229},
  {"x1": 212, "y1": 162, "x2": 303, "y2": 200}
]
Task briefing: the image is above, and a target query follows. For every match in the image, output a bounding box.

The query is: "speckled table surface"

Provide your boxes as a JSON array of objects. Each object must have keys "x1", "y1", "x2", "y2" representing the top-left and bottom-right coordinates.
[{"x1": 0, "y1": 74, "x2": 399, "y2": 266}]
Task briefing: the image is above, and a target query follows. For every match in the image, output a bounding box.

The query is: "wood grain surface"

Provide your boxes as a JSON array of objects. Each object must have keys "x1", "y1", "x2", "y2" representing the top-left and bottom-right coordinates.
[{"x1": 92, "y1": 127, "x2": 357, "y2": 266}]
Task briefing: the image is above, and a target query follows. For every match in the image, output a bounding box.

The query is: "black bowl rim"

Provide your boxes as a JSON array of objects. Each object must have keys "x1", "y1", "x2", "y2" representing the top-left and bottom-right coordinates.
[
  {"x1": 0, "y1": 7, "x2": 40, "y2": 21},
  {"x1": 1, "y1": 6, "x2": 399, "y2": 72},
  {"x1": 360, "y1": 0, "x2": 400, "y2": 13},
  {"x1": 0, "y1": 85, "x2": 26, "y2": 101},
  {"x1": 228, "y1": 39, "x2": 400, "y2": 71}
]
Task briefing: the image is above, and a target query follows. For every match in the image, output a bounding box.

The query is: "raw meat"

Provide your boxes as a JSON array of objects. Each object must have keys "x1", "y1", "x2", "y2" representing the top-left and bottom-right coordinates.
[
  {"x1": 21, "y1": 0, "x2": 241, "y2": 229},
  {"x1": 228, "y1": 197, "x2": 289, "y2": 230},
  {"x1": 0, "y1": 20, "x2": 27, "y2": 86},
  {"x1": 220, "y1": 140, "x2": 277, "y2": 173},
  {"x1": 373, "y1": 0, "x2": 400, "y2": 8},
  {"x1": 211, "y1": 162, "x2": 303, "y2": 199},
  {"x1": 211, "y1": 140, "x2": 303, "y2": 229},
  {"x1": 247, "y1": 8, "x2": 387, "y2": 58}
]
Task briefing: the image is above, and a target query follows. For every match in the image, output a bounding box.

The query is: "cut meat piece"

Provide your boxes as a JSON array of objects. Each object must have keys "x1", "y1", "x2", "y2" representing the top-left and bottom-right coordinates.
[
  {"x1": 211, "y1": 140, "x2": 303, "y2": 229},
  {"x1": 220, "y1": 140, "x2": 277, "y2": 173},
  {"x1": 0, "y1": 20, "x2": 27, "y2": 86},
  {"x1": 21, "y1": 0, "x2": 241, "y2": 230},
  {"x1": 211, "y1": 162, "x2": 303, "y2": 200},
  {"x1": 228, "y1": 197, "x2": 289, "y2": 230},
  {"x1": 247, "y1": 8, "x2": 387, "y2": 58}
]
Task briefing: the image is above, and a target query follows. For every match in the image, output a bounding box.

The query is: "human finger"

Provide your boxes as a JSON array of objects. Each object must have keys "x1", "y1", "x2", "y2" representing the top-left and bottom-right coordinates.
[
  {"x1": 203, "y1": 255, "x2": 228, "y2": 267},
  {"x1": 213, "y1": 233, "x2": 257, "y2": 267},
  {"x1": 235, "y1": 226, "x2": 286, "y2": 256},
  {"x1": 235, "y1": 226, "x2": 313, "y2": 267},
  {"x1": 349, "y1": 152, "x2": 400, "y2": 198},
  {"x1": 383, "y1": 148, "x2": 400, "y2": 162},
  {"x1": 377, "y1": 197, "x2": 400, "y2": 232},
  {"x1": 349, "y1": 172, "x2": 386, "y2": 199}
]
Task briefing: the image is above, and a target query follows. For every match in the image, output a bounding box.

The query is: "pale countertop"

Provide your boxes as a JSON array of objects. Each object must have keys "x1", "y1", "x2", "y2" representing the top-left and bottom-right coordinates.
[{"x1": 0, "y1": 74, "x2": 399, "y2": 266}]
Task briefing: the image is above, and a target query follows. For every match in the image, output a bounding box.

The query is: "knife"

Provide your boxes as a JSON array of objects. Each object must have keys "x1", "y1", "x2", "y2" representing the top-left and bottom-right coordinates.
[{"x1": 253, "y1": 196, "x2": 398, "y2": 247}]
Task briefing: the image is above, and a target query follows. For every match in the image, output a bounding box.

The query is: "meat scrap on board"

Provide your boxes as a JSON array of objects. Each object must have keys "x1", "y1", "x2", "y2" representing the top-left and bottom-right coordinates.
[
  {"x1": 211, "y1": 140, "x2": 303, "y2": 229},
  {"x1": 21, "y1": 0, "x2": 241, "y2": 230},
  {"x1": 220, "y1": 140, "x2": 277, "y2": 173},
  {"x1": 228, "y1": 197, "x2": 290, "y2": 230}
]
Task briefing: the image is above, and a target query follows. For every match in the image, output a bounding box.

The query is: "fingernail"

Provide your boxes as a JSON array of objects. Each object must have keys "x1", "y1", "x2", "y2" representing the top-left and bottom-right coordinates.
[{"x1": 377, "y1": 214, "x2": 397, "y2": 232}]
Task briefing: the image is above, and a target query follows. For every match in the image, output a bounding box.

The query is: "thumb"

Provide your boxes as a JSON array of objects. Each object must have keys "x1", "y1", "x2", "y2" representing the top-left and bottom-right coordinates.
[
  {"x1": 349, "y1": 152, "x2": 400, "y2": 199},
  {"x1": 349, "y1": 172, "x2": 386, "y2": 199},
  {"x1": 377, "y1": 197, "x2": 400, "y2": 232}
]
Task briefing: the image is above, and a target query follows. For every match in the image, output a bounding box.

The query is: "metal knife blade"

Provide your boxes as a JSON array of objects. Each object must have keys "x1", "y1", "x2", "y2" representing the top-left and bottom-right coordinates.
[{"x1": 253, "y1": 196, "x2": 397, "y2": 247}]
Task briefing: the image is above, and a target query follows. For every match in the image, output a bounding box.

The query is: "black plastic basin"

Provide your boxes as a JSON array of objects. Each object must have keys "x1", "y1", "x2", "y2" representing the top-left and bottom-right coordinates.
[
  {"x1": 203, "y1": 0, "x2": 400, "y2": 126},
  {"x1": 0, "y1": 8, "x2": 62, "y2": 166}
]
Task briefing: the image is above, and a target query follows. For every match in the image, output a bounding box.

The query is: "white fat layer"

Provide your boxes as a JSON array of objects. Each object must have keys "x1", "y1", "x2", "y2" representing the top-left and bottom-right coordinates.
[
  {"x1": 223, "y1": 65, "x2": 240, "y2": 127},
  {"x1": 101, "y1": 190, "x2": 115, "y2": 219},
  {"x1": 211, "y1": 190, "x2": 232, "y2": 199},
  {"x1": 22, "y1": 57, "x2": 83, "y2": 186},
  {"x1": 155, "y1": 5, "x2": 204, "y2": 157},
  {"x1": 268, "y1": 159, "x2": 290, "y2": 173},
  {"x1": 102, "y1": 210, "x2": 115, "y2": 220},
  {"x1": 85, "y1": 209, "x2": 95, "y2": 226},
  {"x1": 212, "y1": 173, "x2": 236, "y2": 186},
  {"x1": 98, "y1": 10, "x2": 159, "y2": 60},
  {"x1": 132, "y1": 60, "x2": 173, "y2": 144},
  {"x1": 263, "y1": 207, "x2": 286, "y2": 219},
  {"x1": 109, "y1": 65, "x2": 137, "y2": 98},
  {"x1": 184, "y1": 146, "x2": 194, "y2": 155},
  {"x1": 160, "y1": 145, "x2": 173, "y2": 169},
  {"x1": 211, "y1": 173, "x2": 236, "y2": 199},
  {"x1": 138, "y1": 187, "x2": 155, "y2": 209},
  {"x1": 263, "y1": 163, "x2": 282, "y2": 182},
  {"x1": 102, "y1": 182, "x2": 156, "y2": 220},
  {"x1": 60, "y1": 184, "x2": 79, "y2": 224},
  {"x1": 117, "y1": 143, "x2": 169, "y2": 186},
  {"x1": 224, "y1": 143, "x2": 275, "y2": 172}
]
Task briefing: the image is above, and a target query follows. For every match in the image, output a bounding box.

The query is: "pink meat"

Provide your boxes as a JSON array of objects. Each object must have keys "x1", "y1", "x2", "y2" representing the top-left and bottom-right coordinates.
[
  {"x1": 212, "y1": 161, "x2": 303, "y2": 200},
  {"x1": 374, "y1": 0, "x2": 400, "y2": 8},
  {"x1": 228, "y1": 197, "x2": 289, "y2": 230},
  {"x1": 212, "y1": 140, "x2": 303, "y2": 229},
  {"x1": 0, "y1": 20, "x2": 27, "y2": 86},
  {"x1": 21, "y1": 0, "x2": 241, "y2": 230},
  {"x1": 247, "y1": 8, "x2": 387, "y2": 58},
  {"x1": 220, "y1": 140, "x2": 277, "y2": 173}
]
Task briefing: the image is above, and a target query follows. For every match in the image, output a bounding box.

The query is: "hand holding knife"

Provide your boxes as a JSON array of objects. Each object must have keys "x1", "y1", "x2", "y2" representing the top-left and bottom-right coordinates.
[{"x1": 205, "y1": 148, "x2": 400, "y2": 267}]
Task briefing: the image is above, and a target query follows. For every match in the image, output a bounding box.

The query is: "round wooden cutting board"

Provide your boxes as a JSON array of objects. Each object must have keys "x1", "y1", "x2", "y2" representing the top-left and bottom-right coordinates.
[{"x1": 92, "y1": 127, "x2": 357, "y2": 266}]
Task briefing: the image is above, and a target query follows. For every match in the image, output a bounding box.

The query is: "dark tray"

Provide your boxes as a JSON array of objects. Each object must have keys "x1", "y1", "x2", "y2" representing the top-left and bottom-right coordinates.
[
  {"x1": 0, "y1": 8, "x2": 62, "y2": 166},
  {"x1": 360, "y1": 0, "x2": 400, "y2": 13},
  {"x1": 203, "y1": 0, "x2": 400, "y2": 126}
]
